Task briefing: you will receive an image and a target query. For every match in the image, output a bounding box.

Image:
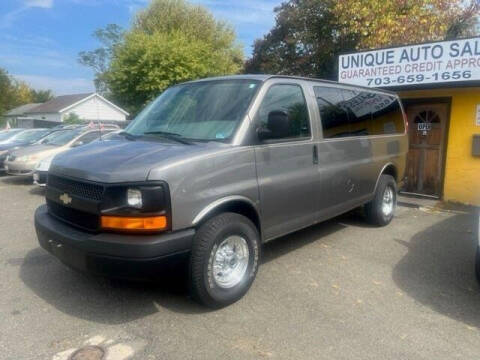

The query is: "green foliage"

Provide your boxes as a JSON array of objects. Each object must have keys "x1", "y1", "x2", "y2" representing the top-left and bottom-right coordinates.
[
  {"x1": 246, "y1": 0, "x2": 479, "y2": 78},
  {"x1": 0, "y1": 68, "x2": 27, "y2": 116},
  {"x1": 63, "y1": 113, "x2": 83, "y2": 124},
  {"x1": 0, "y1": 67, "x2": 54, "y2": 119},
  {"x1": 107, "y1": 30, "x2": 242, "y2": 115},
  {"x1": 133, "y1": 0, "x2": 239, "y2": 53},
  {"x1": 78, "y1": 24, "x2": 124, "y2": 94},
  {"x1": 245, "y1": 0, "x2": 357, "y2": 79},
  {"x1": 79, "y1": 0, "x2": 243, "y2": 115},
  {"x1": 30, "y1": 89, "x2": 54, "y2": 103},
  {"x1": 333, "y1": 0, "x2": 480, "y2": 50}
]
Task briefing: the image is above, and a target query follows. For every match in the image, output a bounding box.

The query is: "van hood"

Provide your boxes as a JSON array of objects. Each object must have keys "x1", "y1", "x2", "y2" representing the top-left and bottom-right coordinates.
[{"x1": 50, "y1": 137, "x2": 229, "y2": 183}]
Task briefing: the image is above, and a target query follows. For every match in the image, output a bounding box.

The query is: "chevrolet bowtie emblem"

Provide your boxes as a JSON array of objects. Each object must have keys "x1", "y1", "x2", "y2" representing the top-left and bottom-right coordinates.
[{"x1": 59, "y1": 193, "x2": 72, "y2": 205}]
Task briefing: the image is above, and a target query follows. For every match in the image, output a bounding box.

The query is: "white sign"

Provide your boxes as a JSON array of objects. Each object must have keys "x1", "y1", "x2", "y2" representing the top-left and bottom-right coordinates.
[
  {"x1": 338, "y1": 37, "x2": 480, "y2": 88},
  {"x1": 418, "y1": 123, "x2": 432, "y2": 131},
  {"x1": 476, "y1": 104, "x2": 480, "y2": 126},
  {"x1": 340, "y1": 92, "x2": 395, "y2": 117}
]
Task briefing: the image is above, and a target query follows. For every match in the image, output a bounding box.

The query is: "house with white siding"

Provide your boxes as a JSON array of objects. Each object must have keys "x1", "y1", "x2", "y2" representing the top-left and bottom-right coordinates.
[{"x1": 24, "y1": 93, "x2": 129, "y2": 123}]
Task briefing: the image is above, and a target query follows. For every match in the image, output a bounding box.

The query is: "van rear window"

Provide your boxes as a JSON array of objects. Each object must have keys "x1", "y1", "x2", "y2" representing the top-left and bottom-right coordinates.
[{"x1": 314, "y1": 86, "x2": 405, "y2": 138}]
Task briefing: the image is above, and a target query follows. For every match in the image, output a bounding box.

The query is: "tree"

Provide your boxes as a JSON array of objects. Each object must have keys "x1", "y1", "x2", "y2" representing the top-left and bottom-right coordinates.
[
  {"x1": 63, "y1": 113, "x2": 82, "y2": 124},
  {"x1": 333, "y1": 0, "x2": 480, "y2": 50},
  {"x1": 107, "y1": 30, "x2": 242, "y2": 115},
  {"x1": 246, "y1": 0, "x2": 479, "y2": 78},
  {"x1": 0, "y1": 68, "x2": 16, "y2": 117},
  {"x1": 78, "y1": 24, "x2": 124, "y2": 94},
  {"x1": 245, "y1": 0, "x2": 357, "y2": 79},
  {"x1": 0, "y1": 67, "x2": 53, "y2": 121},
  {"x1": 79, "y1": 0, "x2": 243, "y2": 115},
  {"x1": 30, "y1": 89, "x2": 54, "y2": 103}
]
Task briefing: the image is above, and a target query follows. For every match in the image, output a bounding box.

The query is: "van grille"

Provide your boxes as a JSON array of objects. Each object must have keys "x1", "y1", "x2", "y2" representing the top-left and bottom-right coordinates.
[
  {"x1": 48, "y1": 174, "x2": 104, "y2": 201},
  {"x1": 47, "y1": 199, "x2": 99, "y2": 231}
]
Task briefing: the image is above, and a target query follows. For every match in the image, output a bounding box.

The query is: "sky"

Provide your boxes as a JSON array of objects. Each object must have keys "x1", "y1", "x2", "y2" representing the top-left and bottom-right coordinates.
[{"x1": 0, "y1": 0, "x2": 280, "y2": 95}]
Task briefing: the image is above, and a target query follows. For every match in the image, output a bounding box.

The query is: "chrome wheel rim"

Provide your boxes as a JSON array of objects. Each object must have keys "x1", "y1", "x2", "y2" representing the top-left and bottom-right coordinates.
[
  {"x1": 382, "y1": 186, "x2": 395, "y2": 217},
  {"x1": 212, "y1": 235, "x2": 249, "y2": 289}
]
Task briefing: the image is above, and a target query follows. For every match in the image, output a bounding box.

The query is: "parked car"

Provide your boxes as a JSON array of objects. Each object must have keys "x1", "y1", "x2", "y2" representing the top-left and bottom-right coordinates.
[
  {"x1": 32, "y1": 128, "x2": 121, "y2": 186},
  {"x1": 34, "y1": 75, "x2": 408, "y2": 308},
  {"x1": 0, "y1": 128, "x2": 24, "y2": 144},
  {"x1": 0, "y1": 129, "x2": 53, "y2": 171},
  {"x1": 5, "y1": 126, "x2": 116, "y2": 177}
]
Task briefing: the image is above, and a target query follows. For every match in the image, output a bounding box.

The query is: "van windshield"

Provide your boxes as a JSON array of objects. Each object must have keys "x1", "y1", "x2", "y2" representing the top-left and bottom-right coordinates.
[{"x1": 125, "y1": 79, "x2": 261, "y2": 142}]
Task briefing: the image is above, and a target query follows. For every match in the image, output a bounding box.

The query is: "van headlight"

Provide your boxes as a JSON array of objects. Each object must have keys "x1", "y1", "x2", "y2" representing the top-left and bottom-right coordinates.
[
  {"x1": 100, "y1": 182, "x2": 171, "y2": 233},
  {"x1": 127, "y1": 188, "x2": 142, "y2": 208}
]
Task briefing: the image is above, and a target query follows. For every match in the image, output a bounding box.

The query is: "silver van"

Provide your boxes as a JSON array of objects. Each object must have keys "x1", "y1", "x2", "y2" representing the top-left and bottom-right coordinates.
[{"x1": 34, "y1": 75, "x2": 407, "y2": 307}]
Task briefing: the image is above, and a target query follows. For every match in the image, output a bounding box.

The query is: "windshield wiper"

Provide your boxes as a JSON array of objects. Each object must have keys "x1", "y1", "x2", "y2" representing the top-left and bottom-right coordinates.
[
  {"x1": 143, "y1": 131, "x2": 192, "y2": 145},
  {"x1": 118, "y1": 131, "x2": 138, "y2": 141}
]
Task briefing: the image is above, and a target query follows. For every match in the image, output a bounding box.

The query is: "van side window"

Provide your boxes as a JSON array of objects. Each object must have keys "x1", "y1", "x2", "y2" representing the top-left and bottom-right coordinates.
[
  {"x1": 369, "y1": 94, "x2": 405, "y2": 135},
  {"x1": 257, "y1": 84, "x2": 310, "y2": 140},
  {"x1": 339, "y1": 90, "x2": 371, "y2": 137},
  {"x1": 315, "y1": 87, "x2": 406, "y2": 138},
  {"x1": 313, "y1": 86, "x2": 350, "y2": 138}
]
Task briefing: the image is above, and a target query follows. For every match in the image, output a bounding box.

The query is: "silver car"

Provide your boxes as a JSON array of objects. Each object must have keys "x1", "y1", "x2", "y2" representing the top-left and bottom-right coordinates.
[
  {"x1": 35, "y1": 75, "x2": 408, "y2": 308},
  {"x1": 6, "y1": 126, "x2": 116, "y2": 176}
]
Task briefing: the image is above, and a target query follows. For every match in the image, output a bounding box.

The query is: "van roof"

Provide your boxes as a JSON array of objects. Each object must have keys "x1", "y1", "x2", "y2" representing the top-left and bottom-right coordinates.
[{"x1": 186, "y1": 75, "x2": 397, "y2": 95}]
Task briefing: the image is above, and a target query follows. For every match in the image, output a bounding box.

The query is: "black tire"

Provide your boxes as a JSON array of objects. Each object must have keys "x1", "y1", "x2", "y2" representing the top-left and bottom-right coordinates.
[
  {"x1": 190, "y1": 212, "x2": 261, "y2": 308},
  {"x1": 365, "y1": 174, "x2": 397, "y2": 226}
]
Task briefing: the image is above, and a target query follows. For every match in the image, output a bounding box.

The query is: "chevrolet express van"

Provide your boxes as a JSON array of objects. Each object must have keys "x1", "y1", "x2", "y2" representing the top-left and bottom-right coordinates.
[{"x1": 34, "y1": 75, "x2": 407, "y2": 308}]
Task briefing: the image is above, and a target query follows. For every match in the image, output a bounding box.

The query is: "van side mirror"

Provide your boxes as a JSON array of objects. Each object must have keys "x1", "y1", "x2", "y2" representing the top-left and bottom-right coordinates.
[{"x1": 257, "y1": 110, "x2": 290, "y2": 140}]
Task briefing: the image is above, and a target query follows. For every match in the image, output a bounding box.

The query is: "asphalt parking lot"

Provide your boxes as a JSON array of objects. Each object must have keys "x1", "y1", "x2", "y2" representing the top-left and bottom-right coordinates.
[{"x1": 0, "y1": 175, "x2": 479, "y2": 360}]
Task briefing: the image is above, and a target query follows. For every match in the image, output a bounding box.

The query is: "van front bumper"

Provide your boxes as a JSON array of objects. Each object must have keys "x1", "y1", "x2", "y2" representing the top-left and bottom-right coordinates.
[{"x1": 34, "y1": 204, "x2": 194, "y2": 279}]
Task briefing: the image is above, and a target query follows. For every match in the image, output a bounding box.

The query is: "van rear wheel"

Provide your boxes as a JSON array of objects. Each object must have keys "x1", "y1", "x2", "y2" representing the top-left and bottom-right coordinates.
[
  {"x1": 190, "y1": 213, "x2": 260, "y2": 308},
  {"x1": 365, "y1": 174, "x2": 397, "y2": 226}
]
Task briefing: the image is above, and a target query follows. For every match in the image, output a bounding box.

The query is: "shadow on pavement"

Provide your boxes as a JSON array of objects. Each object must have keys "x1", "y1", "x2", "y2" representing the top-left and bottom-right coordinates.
[
  {"x1": 29, "y1": 186, "x2": 45, "y2": 196},
  {"x1": 262, "y1": 217, "x2": 347, "y2": 264},
  {"x1": 392, "y1": 211, "x2": 480, "y2": 328},
  {"x1": 19, "y1": 247, "x2": 208, "y2": 323},
  {"x1": 19, "y1": 214, "x2": 351, "y2": 321},
  {"x1": 0, "y1": 175, "x2": 33, "y2": 185}
]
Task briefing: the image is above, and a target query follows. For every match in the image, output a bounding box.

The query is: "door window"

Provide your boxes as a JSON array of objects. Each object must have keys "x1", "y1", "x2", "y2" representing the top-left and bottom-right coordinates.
[{"x1": 256, "y1": 84, "x2": 310, "y2": 140}]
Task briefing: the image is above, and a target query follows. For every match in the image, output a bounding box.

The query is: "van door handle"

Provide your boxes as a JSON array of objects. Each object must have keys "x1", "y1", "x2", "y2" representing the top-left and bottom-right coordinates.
[{"x1": 313, "y1": 145, "x2": 319, "y2": 164}]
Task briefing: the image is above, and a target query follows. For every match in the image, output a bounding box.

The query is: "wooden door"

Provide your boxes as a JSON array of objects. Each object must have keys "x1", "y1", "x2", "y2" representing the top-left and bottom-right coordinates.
[{"x1": 404, "y1": 104, "x2": 448, "y2": 196}]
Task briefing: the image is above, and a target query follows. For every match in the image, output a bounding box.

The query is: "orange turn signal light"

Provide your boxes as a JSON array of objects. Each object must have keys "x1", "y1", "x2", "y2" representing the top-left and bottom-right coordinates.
[{"x1": 101, "y1": 215, "x2": 167, "y2": 231}]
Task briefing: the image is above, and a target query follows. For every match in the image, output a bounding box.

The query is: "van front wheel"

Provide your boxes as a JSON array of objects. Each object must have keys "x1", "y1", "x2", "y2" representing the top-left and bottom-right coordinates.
[
  {"x1": 365, "y1": 174, "x2": 397, "y2": 226},
  {"x1": 190, "y1": 213, "x2": 260, "y2": 308}
]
